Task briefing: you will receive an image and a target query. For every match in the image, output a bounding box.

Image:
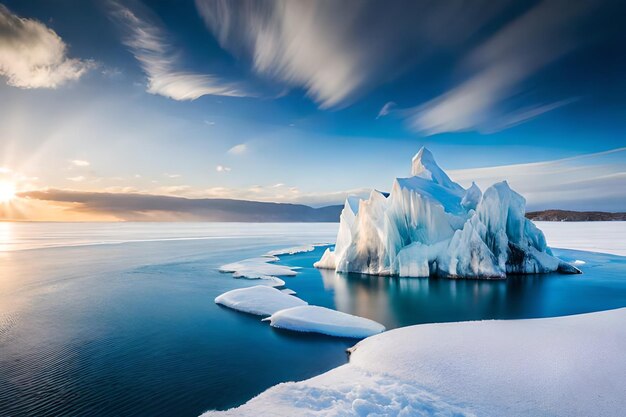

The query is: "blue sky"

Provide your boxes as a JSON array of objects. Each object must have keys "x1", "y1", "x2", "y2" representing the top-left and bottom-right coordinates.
[{"x1": 0, "y1": 0, "x2": 625, "y2": 219}]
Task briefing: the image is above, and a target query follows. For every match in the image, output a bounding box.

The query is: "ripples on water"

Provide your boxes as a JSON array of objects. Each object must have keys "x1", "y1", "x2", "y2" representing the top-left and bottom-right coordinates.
[
  {"x1": 0, "y1": 222, "x2": 625, "y2": 416},
  {"x1": 0, "y1": 223, "x2": 348, "y2": 416}
]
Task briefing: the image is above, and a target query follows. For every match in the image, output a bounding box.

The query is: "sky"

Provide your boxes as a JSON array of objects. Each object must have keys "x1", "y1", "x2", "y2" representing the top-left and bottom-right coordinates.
[{"x1": 0, "y1": 0, "x2": 625, "y2": 221}]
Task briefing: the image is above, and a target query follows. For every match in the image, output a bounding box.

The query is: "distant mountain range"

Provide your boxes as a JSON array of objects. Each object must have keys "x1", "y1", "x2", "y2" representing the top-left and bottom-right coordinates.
[
  {"x1": 526, "y1": 210, "x2": 626, "y2": 221},
  {"x1": 20, "y1": 189, "x2": 344, "y2": 222},
  {"x1": 19, "y1": 189, "x2": 625, "y2": 222}
]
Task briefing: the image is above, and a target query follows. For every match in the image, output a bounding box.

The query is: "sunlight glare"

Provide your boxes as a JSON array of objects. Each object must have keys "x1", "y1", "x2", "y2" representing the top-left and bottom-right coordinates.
[{"x1": 0, "y1": 181, "x2": 16, "y2": 203}]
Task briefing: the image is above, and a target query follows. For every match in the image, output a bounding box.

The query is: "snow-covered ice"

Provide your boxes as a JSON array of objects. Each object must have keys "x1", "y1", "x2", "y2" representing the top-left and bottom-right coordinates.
[
  {"x1": 263, "y1": 305, "x2": 385, "y2": 338},
  {"x1": 217, "y1": 250, "x2": 383, "y2": 338},
  {"x1": 317, "y1": 147, "x2": 579, "y2": 278},
  {"x1": 266, "y1": 245, "x2": 318, "y2": 256},
  {"x1": 203, "y1": 308, "x2": 626, "y2": 417},
  {"x1": 220, "y1": 256, "x2": 297, "y2": 285},
  {"x1": 536, "y1": 221, "x2": 626, "y2": 257},
  {"x1": 215, "y1": 285, "x2": 307, "y2": 316}
]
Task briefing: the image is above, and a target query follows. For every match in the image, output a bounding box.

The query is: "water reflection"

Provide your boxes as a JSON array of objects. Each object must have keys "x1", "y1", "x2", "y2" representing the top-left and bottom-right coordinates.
[
  {"x1": 316, "y1": 251, "x2": 626, "y2": 329},
  {"x1": 0, "y1": 221, "x2": 12, "y2": 253}
]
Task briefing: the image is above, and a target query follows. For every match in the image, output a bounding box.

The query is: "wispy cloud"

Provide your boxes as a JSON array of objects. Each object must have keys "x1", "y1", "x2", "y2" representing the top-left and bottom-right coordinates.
[
  {"x1": 448, "y1": 147, "x2": 626, "y2": 211},
  {"x1": 479, "y1": 98, "x2": 579, "y2": 134},
  {"x1": 407, "y1": 1, "x2": 595, "y2": 135},
  {"x1": 377, "y1": 102, "x2": 396, "y2": 119},
  {"x1": 66, "y1": 176, "x2": 86, "y2": 182},
  {"x1": 227, "y1": 143, "x2": 247, "y2": 155},
  {"x1": 0, "y1": 5, "x2": 93, "y2": 88},
  {"x1": 195, "y1": 0, "x2": 367, "y2": 108},
  {"x1": 109, "y1": 1, "x2": 249, "y2": 101},
  {"x1": 216, "y1": 165, "x2": 231, "y2": 172},
  {"x1": 70, "y1": 159, "x2": 90, "y2": 167},
  {"x1": 195, "y1": 0, "x2": 507, "y2": 109}
]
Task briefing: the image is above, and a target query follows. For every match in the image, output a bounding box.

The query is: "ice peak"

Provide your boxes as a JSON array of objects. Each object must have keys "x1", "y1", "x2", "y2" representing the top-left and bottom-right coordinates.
[
  {"x1": 411, "y1": 147, "x2": 463, "y2": 192},
  {"x1": 411, "y1": 147, "x2": 436, "y2": 177}
]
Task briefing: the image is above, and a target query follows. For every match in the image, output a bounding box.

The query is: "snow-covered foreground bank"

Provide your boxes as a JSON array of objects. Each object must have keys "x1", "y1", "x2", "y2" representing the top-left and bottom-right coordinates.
[
  {"x1": 203, "y1": 308, "x2": 626, "y2": 417},
  {"x1": 537, "y1": 221, "x2": 626, "y2": 257}
]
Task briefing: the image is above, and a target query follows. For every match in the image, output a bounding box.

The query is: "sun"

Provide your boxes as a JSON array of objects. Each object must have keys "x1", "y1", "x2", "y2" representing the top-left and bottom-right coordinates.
[{"x1": 0, "y1": 181, "x2": 16, "y2": 203}]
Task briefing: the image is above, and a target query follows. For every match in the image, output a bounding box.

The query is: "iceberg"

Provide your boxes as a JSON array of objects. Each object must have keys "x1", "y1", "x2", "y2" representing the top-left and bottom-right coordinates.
[
  {"x1": 316, "y1": 147, "x2": 580, "y2": 279},
  {"x1": 215, "y1": 285, "x2": 307, "y2": 316},
  {"x1": 263, "y1": 305, "x2": 385, "y2": 338}
]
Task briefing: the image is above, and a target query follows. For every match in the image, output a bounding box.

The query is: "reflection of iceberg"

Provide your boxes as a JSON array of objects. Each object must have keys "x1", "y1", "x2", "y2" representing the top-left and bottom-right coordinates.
[{"x1": 316, "y1": 148, "x2": 580, "y2": 279}]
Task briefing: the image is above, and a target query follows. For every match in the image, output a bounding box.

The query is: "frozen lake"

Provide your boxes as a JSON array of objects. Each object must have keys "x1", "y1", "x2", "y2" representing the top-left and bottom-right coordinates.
[{"x1": 0, "y1": 222, "x2": 624, "y2": 416}]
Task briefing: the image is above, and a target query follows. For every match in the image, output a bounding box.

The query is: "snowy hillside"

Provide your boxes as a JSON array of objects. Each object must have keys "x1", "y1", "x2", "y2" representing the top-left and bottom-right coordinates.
[{"x1": 316, "y1": 148, "x2": 579, "y2": 279}]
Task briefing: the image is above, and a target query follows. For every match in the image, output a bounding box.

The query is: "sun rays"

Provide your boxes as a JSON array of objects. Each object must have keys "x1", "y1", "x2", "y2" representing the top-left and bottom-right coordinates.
[{"x1": 0, "y1": 181, "x2": 16, "y2": 203}]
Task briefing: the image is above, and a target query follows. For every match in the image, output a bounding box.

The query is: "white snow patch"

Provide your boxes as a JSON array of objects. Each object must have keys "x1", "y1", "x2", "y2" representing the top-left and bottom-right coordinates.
[
  {"x1": 535, "y1": 221, "x2": 626, "y2": 257},
  {"x1": 280, "y1": 288, "x2": 297, "y2": 295},
  {"x1": 263, "y1": 305, "x2": 385, "y2": 338},
  {"x1": 266, "y1": 245, "x2": 317, "y2": 256},
  {"x1": 220, "y1": 256, "x2": 297, "y2": 282},
  {"x1": 203, "y1": 308, "x2": 626, "y2": 417},
  {"x1": 573, "y1": 259, "x2": 586, "y2": 265},
  {"x1": 215, "y1": 285, "x2": 307, "y2": 316}
]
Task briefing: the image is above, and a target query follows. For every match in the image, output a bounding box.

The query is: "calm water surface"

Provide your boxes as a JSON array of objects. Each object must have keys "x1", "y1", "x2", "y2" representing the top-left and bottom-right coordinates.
[{"x1": 0, "y1": 222, "x2": 625, "y2": 416}]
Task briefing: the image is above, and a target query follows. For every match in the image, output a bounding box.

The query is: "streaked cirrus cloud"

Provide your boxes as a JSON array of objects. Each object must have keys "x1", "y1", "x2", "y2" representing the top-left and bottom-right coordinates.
[
  {"x1": 195, "y1": 0, "x2": 507, "y2": 109},
  {"x1": 109, "y1": 1, "x2": 250, "y2": 101},
  {"x1": 227, "y1": 143, "x2": 247, "y2": 155},
  {"x1": 407, "y1": 0, "x2": 596, "y2": 135},
  {"x1": 449, "y1": 147, "x2": 626, "y2": 211},
  {"x1": 0, "y1": 4, "x2": 92, "y2": 89}
]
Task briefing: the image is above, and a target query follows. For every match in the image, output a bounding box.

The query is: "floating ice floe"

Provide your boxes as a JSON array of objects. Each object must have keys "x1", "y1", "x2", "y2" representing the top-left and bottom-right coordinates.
[
  {"x1": 202, "y1": 308, "x2": 626, "y2": 417},
  {"x1": 219, "y1": 256, "x2": 297, "y2": 285},
  {"x1": 266, "y1": 244, "x2": 317, "y2": 256},
  {"x1": 215, "y1": 285, "x2": 307, "y2": 316},
  {"x1": 263, "y1": 305, "x2": 385, "y2": 338},
  {"x1": 218, "y1": 248, "x2": 385, "y2": 339},
  {"x1": 316, "y1": 147, "x2": 580, "y2": 279}
]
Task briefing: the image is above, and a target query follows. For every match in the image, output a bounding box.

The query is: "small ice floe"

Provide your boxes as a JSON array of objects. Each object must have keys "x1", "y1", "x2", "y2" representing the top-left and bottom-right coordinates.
[
  {"x1": 220, "y1": 256, "x2": 297, "y2": 282},
  {"x1": 263, "y1": 305, "x2": 385, "y2": 338},
  {"x1": 266, "y1": 245, "x2": 317, "y2": 256},
  {"x1": 573, "y1": 260, "x2": 586, "y2": 265},
  {"x1": 215, "y1": 285, "x2": 307, "y2": 316},
  {"x1": 280, "y1": 288, "x2": 297, "y2": 295}
]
